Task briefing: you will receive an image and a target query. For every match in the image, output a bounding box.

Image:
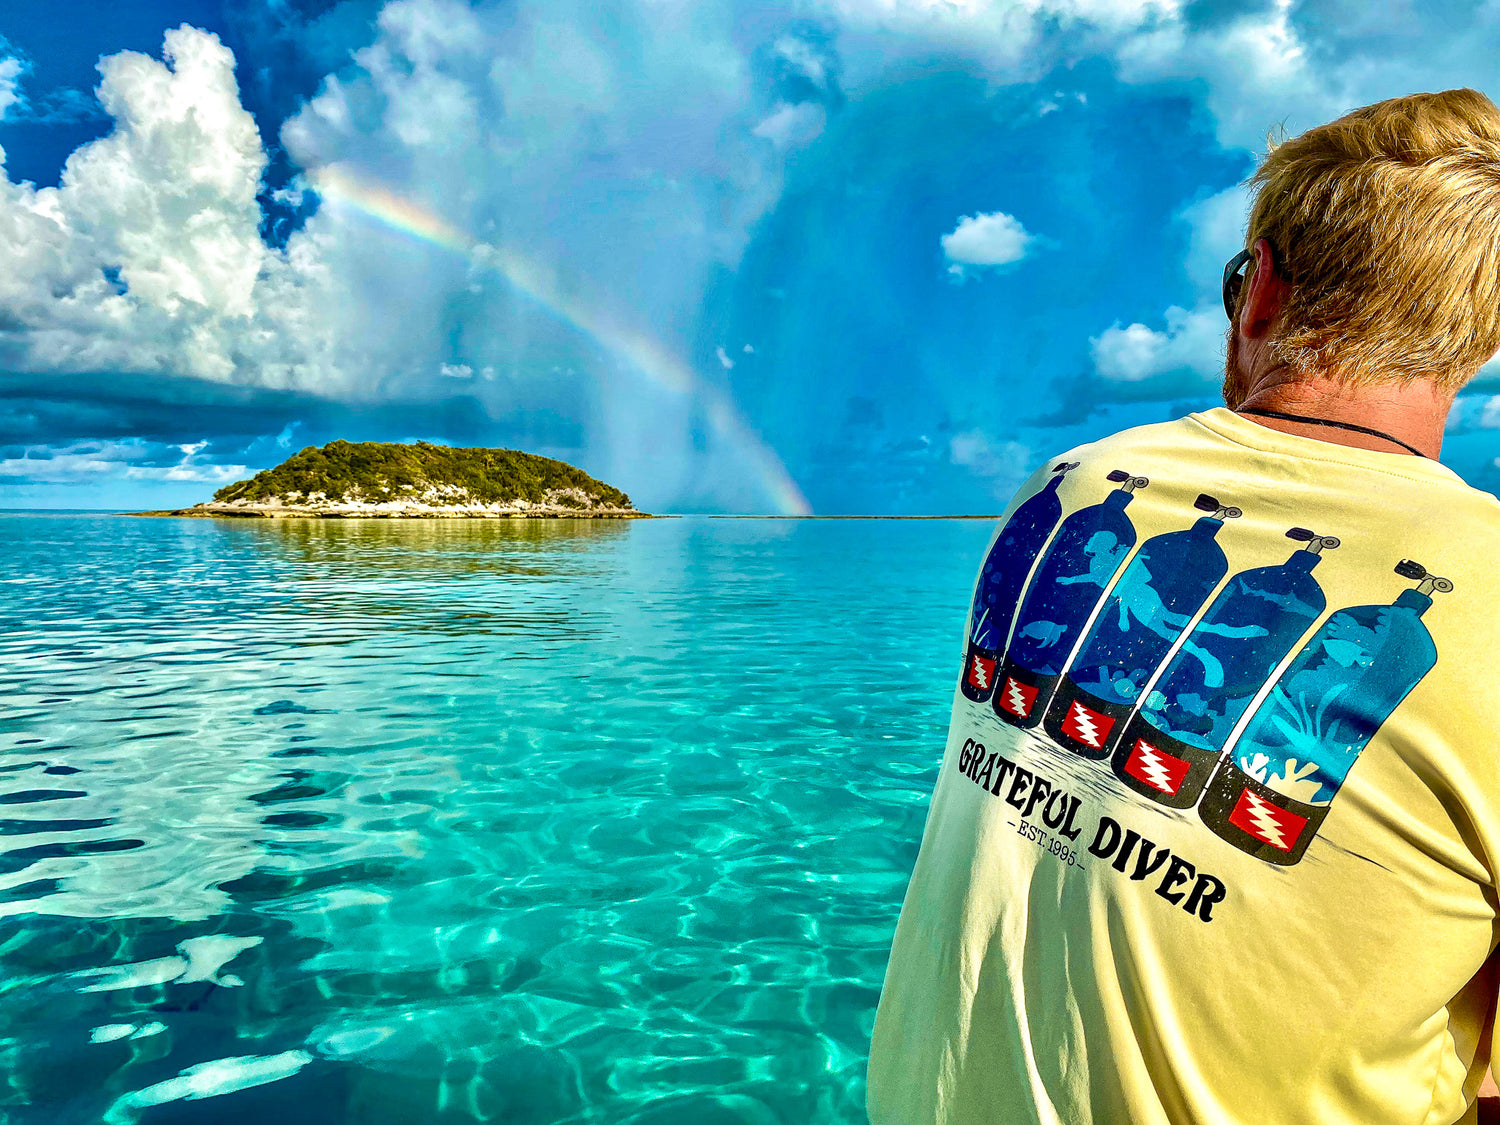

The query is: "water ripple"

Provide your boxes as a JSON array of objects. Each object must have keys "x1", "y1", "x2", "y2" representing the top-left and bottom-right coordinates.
[{"x1": 0, "y1": 513, "x2": 989, "y2": 1124}]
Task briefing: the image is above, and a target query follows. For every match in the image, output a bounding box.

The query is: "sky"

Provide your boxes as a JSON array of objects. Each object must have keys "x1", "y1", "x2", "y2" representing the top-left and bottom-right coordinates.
[{"x1": 5, "y1": 1, "x2": 1500, "y2": 514}]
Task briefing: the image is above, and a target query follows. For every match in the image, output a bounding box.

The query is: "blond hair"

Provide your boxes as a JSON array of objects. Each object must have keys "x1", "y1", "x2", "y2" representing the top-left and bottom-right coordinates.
[{"x1": 1245, "y1": 88, "x2": 1500, "y2": 391}]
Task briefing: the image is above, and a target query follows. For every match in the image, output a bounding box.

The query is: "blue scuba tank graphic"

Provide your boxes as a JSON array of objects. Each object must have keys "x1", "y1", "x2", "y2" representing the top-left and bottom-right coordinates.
[
  {"x1": 993, "y1": 470, "x2": 1147, "y2": 729},
  {"x1": 1112, "y1": 527, "x2": 1338, "y2": 807},
  {"x1": 960, "y1": 461, "x2": 1080, "y2": 701},
  {"x1": 1044, "y1": 493, "x2": 1242, "y2": 758},
  {"x1": 1199, "y1": 560, "x2": 1451, "y2": 866}
]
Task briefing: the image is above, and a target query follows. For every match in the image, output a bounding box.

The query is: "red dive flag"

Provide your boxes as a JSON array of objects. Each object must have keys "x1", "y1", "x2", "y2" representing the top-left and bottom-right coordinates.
[
  {"x1": 1060, "y1": 698, "x2": 1115, "y2": 750},
  {"x1": 1227, "y1": 787, "x2": 1309, "y2": 853},
  {"x1": 997, "y1": 676, "x2": 1039, "y2": 719},
  {"x1": 966, "y1": 654, "x2": 997, "y2": 694},
  {"x1": 1122, "y1": 737, "x2": 1192, "y2": 796}
]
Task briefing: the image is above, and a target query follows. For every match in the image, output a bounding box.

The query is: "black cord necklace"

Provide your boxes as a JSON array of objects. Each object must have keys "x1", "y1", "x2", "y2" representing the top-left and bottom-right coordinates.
[{"x1": 1237, "y1": 407, "x2": 1427, "y2": 458}]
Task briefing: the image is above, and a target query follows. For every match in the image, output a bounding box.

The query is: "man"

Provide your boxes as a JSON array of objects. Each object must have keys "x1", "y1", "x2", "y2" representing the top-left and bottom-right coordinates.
[{"x1": 868, "y1": 88, "x2": 1500, "y2": 1125}]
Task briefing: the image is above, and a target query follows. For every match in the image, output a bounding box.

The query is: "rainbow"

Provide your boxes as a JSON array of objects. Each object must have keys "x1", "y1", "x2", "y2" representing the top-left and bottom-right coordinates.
[{"x1": 310, "y1": 165, "x2": 812, "y2": 515}]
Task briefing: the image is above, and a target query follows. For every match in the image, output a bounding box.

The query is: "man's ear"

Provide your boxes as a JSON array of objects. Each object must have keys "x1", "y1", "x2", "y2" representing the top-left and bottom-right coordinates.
[{"x1": 1240, "y1": 238, "x2": 1287, "y2": 339}]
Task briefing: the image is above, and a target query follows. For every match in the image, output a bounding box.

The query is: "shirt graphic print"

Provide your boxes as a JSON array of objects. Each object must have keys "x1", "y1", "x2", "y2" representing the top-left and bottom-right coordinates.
[{"x1": 960, "y1": 466, "x2": 1449, "y2": 867}]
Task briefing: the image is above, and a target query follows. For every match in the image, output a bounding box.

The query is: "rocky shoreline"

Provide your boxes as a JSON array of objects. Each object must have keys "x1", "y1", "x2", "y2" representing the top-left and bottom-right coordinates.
[{"x1": 125, "y1": 501, "x2": 651, "y2": 519}]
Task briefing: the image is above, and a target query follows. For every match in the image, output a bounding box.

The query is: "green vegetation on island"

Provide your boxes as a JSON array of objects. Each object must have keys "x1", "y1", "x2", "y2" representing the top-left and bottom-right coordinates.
[{"x1": 212, "y1": 440, "x2": 634, "y2": 510}]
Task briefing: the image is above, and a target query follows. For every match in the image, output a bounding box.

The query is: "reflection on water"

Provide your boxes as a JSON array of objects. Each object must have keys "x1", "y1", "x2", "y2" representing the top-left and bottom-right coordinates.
[
  {"x1": 252, "y1": 515, "x2": 632, "y2": 570},
  {"x1": 0, "y1": 513, "x2": 990, "y2": 1124}
]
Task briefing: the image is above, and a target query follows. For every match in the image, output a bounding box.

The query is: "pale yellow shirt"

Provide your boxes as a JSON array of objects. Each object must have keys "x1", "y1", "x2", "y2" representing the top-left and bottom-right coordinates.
[{"x1": 869, "y1": 409, "x2": 1500, "y2": 1125}]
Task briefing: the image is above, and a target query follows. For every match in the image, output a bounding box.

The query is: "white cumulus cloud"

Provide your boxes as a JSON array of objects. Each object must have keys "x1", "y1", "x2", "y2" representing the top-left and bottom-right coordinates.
[
  {"x1": 773, "y1": 35, "x2": 831, "y2": 90},
  {"x1": 1473, "y1": 392, "x2": 1500, "y2": 429},
  {"x1": 0, "y1": 54, "x2": 24, "y2": 122},
  {"x1": 824, "y1": 0, "x2": 1500, "y2": 156},
  {"x1": 941, "y1": 210, "x2": 1037, "y2": 278},
  {"x1": 1179, "y1": 184, "x2": 1251, "y2": 299},
  {"x1": 0, "y1": 26, "x2": 345, "y2": 390},
  {"x1": 1091, "y1": 304, "x2": 1223, "y2": 382},
  {"x1": 752, "y1": 101, "x2": 827, "y2": 148}
]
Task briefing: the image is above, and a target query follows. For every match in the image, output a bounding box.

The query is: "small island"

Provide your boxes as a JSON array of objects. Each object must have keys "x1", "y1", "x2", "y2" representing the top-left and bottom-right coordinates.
[{"x1": 131, "y1": 440, "x2": 647, "y2": 519}]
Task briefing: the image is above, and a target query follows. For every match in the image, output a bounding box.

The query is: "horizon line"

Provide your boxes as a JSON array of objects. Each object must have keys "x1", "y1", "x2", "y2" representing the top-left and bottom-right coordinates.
[{"x1": 0, "y1": 507, "x2": 1003, "y2": 520}]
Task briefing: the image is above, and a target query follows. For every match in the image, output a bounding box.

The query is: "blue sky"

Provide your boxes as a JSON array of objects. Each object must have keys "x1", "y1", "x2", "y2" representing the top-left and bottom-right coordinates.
[{"x1": 4, "y1": 0, "x2": 1500, "y2": 513}]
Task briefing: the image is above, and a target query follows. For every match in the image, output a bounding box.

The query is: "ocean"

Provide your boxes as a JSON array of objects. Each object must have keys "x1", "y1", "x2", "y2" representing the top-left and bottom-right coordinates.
[{"x1": 0, "y1": 512, "x2": 993, "y2": 1125}]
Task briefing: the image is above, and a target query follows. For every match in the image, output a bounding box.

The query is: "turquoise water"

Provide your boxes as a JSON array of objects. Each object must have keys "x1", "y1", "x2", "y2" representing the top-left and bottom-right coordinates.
[{"x1": 0, "y1": 513, "x2": 990, "y2": 1124}]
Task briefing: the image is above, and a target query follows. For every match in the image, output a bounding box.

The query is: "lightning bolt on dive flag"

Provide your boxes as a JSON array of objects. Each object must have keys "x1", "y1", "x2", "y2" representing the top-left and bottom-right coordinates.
[
  {"x1": 998, "y1": 677, "x2": 1039, "y2": 719},
  {"x1": 1123, "y1": 738, "x2": 1192, "y2": 796},
  {"x1": 967, "y1": 654, "x2": 997, "y2": 693},
  {"x1": 1227, "y1": 788, "x2": 1307, "y2": 853},
  {"x1": 1060, "y1": 699, "x2": 1115, "y2": 750}
]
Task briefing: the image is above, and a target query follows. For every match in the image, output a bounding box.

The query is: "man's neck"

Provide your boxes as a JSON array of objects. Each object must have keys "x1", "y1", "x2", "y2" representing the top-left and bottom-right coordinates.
[{"x1": 1233, "y1": 373, "x2": 1453, "y2": 459}]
